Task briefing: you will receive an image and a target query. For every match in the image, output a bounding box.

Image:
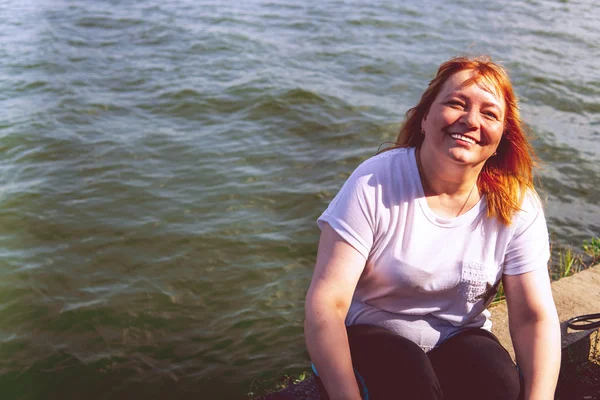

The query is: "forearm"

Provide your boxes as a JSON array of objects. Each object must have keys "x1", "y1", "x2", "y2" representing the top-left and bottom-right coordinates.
[
  {"x1": 305, "y1": 307, "x2": 361, "y2": 400},
  {"x1": 511, "y1": 316, "x2": 561, "y2": 400}
]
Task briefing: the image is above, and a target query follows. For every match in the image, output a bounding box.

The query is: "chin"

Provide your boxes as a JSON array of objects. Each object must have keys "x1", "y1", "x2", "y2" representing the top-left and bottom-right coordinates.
[
  {"x1": 446, "y1": 149, "x2": 482, "y2": 166},
  {"x1": 447, "y1": 148, "x2": 471, "y2": 161}
]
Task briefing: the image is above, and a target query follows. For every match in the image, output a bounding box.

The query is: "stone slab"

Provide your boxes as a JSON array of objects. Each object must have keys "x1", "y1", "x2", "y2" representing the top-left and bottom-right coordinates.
[{"x1": 490, "y1": 264, "x2": 600, "y2": 360}]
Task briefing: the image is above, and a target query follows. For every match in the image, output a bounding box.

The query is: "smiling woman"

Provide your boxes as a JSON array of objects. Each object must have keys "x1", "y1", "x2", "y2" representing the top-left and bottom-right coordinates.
[
  {"x1": 393, "y1": 57, "x2": 537, "y2": 225},
  {"x1": 304, "y1": 56, "x2": 561, "y2": 400},
  {"x1": 423, "y1": 69, "x2": 505, "y2": 161}
]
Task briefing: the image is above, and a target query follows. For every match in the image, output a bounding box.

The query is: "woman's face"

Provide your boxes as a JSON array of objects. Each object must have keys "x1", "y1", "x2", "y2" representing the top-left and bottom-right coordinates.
[{"x1": 421, "y1": 69, "x2": 506, "y2": 169}]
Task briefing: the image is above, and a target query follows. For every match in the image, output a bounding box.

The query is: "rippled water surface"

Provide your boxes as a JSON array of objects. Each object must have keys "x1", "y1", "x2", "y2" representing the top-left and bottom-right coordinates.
[{"x1": 1, "y1": 0, "x2": 599, "y2": 398}]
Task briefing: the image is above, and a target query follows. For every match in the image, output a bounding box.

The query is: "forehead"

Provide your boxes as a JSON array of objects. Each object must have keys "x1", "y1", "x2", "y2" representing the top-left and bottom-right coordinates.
[{"x1": 438, "y1": 70, "x2": 505, "y2": 108}]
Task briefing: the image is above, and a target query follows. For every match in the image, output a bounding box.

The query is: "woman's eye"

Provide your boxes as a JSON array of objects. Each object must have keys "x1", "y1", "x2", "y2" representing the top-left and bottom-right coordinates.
[
  {"x1": 446, "y1": 101, "x2": 464, "y2": 109},
  {"x1": 483, "y1": 111, "x2": 499, "y2": 120}
]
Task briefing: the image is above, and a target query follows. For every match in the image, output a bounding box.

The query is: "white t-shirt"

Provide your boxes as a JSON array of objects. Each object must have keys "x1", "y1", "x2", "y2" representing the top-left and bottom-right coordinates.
[{"x1": 317, "y1": 147, "x2": 550, "y2": 351}]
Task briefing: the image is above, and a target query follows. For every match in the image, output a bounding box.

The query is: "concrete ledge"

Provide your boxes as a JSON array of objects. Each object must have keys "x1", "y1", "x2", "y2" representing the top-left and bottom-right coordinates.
[
  {"x1": 262, "y1": 265, "x2": 600, "y2": 399},
  {"x1": 560, "y1": 323, "x2": 598, "y2": 367},
  {"x1": 490, "y1": 264, "x2": 600, "y2": 361}
]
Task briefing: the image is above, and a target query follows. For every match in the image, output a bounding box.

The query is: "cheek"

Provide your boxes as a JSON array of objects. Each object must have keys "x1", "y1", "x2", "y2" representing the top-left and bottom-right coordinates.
[
  {"x1": 482, "y1": 121, "x2": 504, "y2": 143},
  {"x1": 426, "y1": 110, "x2": 455, "y2": 131},
  {"x1": 492, "y1": 125, "x2": 504, "y2": 143},
  {"x1": 439, "y1": 109, "x2": 461, "y2": 126}
]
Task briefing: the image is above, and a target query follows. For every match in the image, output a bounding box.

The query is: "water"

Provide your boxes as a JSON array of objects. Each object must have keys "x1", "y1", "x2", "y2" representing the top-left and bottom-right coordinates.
[{"x1": 1, "y1": 0, "x2": 599, "y2": 398}]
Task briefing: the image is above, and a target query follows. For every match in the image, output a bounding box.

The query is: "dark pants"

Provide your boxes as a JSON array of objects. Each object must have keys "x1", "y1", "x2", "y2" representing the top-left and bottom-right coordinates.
[{"x1": 314, "y1": 324, "x2": 522, "y2": 400}]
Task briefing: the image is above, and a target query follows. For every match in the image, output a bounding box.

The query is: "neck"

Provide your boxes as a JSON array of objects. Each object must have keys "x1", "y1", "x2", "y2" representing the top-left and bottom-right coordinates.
[
  {"x1": 415, "y1": 148, "x2": 482, "y2": 218},
  {"x1": 416, "y1": 147, "x2": 481, "y2": 196}
]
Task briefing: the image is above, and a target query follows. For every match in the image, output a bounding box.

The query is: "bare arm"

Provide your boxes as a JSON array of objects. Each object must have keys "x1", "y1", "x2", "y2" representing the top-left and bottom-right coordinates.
[
  {"x1": 304, "y1": 223, "x2": 367, "y2": 400},
  {"x1": 503, "y1": 268, "x2": 561, "y2": 400}
]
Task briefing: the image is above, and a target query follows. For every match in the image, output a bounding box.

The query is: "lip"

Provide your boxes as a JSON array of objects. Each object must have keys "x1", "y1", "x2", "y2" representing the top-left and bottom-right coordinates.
[{"x1": 446, "y1": 131, "x2": 480, "y2": 145}]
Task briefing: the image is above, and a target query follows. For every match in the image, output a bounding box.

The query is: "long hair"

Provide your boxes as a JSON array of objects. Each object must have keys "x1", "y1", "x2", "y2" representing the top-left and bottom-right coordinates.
[{"x1": 385, "y1": 56, "x2": 537, "y2": 225}]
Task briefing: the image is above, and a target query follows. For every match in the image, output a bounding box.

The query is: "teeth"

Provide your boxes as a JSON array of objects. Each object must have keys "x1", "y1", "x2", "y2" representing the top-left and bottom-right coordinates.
[{"x1": 450, "y1": 134, "x2": 476, "y2": 144}]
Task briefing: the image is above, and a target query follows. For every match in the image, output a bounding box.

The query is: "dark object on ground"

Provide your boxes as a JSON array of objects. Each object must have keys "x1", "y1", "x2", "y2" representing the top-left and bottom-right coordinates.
[
  {"x1": 555, "y1": 359, "x2": 600, "y2": 400},
  {"x1": 555, "y1": 328, "x2": 600, "y2": 400},
  {"x1": 567, "y1": 313, "x2": 600, "y2": 331}
]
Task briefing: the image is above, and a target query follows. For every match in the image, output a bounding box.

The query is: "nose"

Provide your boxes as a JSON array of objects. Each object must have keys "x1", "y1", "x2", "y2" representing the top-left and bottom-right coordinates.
[{"x1": 461, "y1": 108, "x2": 480, "y2": 129}]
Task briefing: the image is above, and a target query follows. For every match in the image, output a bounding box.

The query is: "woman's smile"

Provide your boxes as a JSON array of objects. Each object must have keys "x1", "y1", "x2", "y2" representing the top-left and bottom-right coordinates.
[
  {"x1": 421, "y1": 69, "x2": 506, "y2": 169},
  {"x1": 449, "y1": 133, "x2": 477, "y2": 145},
  {"x1": 445, "y1": 128, "x2": 481, "y2": 146}
]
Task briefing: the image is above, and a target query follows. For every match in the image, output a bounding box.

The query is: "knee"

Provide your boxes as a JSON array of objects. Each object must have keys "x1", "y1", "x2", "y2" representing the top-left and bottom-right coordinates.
[
  {"x1": 429, "y1": 330, "x2": 521, "y2": 399},
  {"x1": 348, "y1": 325, "x2": 430, "y2": 370},
  {"x1": 346, "y1": 326, "x2": 441, "y2": 399},
  {"x1": 482, "y1": 367, "x2": 521, "y2": 400}
]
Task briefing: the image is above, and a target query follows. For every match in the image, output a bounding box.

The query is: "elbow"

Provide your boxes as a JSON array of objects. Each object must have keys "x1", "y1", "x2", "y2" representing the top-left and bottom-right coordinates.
[
  {"x1": 304, "y1": 289, "x2": 349, "y2": 333},
  {"x1": 509, "y1": 307, "x2": 560, "y2": 337}
]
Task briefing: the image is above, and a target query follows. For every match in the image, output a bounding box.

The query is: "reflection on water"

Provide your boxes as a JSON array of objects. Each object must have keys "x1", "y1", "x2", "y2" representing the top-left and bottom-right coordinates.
[{"x1": 0, "y1": 0, "x2": 599, "y2": 398}]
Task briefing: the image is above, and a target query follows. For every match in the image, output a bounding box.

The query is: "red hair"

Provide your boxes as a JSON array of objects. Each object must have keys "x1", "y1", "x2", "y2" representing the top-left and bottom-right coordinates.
[{"x1": 385, "y1": 56, "x2": 537, "y2": 225}]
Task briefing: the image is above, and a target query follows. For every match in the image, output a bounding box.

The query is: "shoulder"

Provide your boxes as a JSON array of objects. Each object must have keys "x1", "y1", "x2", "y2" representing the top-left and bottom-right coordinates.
[
  {"x1": 351, "y1": 147, "x2": 413, "y2": 180},
  {"x1": 511, "y1": 188, "x2": 547, "y2": 233},
  {"x1": 517, "y1": 189, "x2": 544, "y2": 217}
]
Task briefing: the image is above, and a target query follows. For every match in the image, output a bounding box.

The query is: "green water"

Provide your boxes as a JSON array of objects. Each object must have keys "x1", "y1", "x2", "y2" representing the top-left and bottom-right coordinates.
[{"x1": 0, "y1": 0, "x2": 599, "y2": 398}]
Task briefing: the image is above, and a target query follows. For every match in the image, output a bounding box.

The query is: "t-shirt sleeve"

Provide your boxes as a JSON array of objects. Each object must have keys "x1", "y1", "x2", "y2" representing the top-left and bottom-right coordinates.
[
  {"x1": 317, "y1": 163, "x2": 377, "y2": 259},
  {"x1": 502, "y1": 194, "x2": 551, "y2": 275}
]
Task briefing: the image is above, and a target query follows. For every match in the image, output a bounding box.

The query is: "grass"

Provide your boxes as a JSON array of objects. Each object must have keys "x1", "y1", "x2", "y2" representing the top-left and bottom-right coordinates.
[
  {"x1": 247, "y1": 371, "x2": 309, "y2": 399},
  {"x1": 557, "y1": 246, "x2": 580, "y2": 279},
  {"x1": 490, "y1": 236, "x2": 599, "y2": 306},
  {"x1": 491, "y1": 282, "x2": 506, "y2": 305},
  {"x1": 553, "y1": 236, "x2": 600, "y2": 281},
  {"x1": 583, "y1": 237, "x2": 600, "y2": 265}
]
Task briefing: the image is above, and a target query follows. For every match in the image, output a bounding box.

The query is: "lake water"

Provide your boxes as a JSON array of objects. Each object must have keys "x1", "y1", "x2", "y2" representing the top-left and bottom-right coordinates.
[{"x1": 1, "y1": 0, "x2": 599, "y2": 398}]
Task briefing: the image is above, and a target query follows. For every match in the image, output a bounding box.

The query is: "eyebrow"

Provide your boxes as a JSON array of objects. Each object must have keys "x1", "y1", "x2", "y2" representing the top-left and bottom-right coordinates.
[{"x1": 444, "y1": 92, "x2": 503, "y2": 112}]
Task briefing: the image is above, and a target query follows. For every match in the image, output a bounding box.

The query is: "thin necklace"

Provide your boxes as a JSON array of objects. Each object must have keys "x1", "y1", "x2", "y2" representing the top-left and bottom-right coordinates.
[
  {"x1": 455, "y1": 183, "x2": 477, "y2": 217},
  {"x1": 416, "y1": 148, "x2": 478, "y2": 217}
]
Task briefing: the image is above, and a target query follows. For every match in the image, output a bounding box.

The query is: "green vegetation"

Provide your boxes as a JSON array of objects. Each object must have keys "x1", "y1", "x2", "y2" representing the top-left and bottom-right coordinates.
[
  {"x1": 583, "y1": 237, "x2": 600, "y2": 265},
  {"x1": 553, "y1": 236, "x2": 600, "y2": 281},
  {"x1": 556, "y1": 246, "x2": 580, "y2": 279},
  {"x1": 492, "y1": 283, "x2": 506, "y2": 305},
  {"x1": 492, "y1": 237, "x2": 600, "y2": 306},
  {"x1": 247, "y1": 370, "x2": 309, "y2": 399}
]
